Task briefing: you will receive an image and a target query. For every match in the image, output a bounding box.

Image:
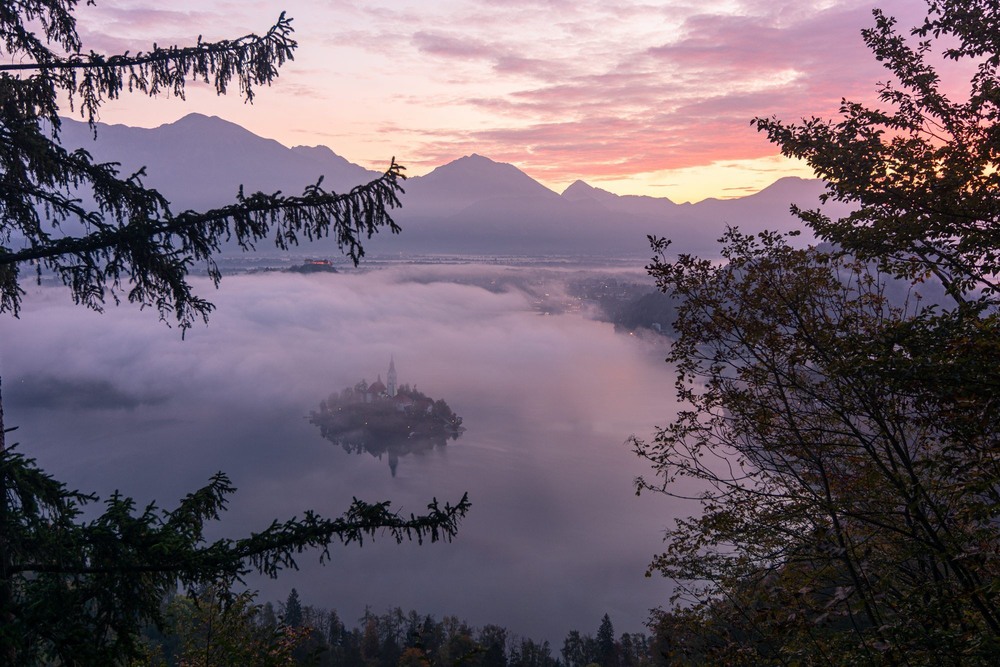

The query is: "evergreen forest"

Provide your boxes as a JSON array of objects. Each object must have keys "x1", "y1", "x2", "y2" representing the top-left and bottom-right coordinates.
[{"x1": 142, "y1": 588, "x2": 654, "y2": 667}]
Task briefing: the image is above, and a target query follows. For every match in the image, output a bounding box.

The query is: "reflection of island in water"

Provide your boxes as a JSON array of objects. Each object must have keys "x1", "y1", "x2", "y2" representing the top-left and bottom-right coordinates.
[{"x1": 309, "y1": 358, "x2": 464, "y2": 476}]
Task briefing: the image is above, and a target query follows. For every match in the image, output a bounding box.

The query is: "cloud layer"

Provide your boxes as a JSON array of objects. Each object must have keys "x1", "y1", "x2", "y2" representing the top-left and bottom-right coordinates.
[{"x1": 2, "y1": 265, "x2": 681, "y2": 641}]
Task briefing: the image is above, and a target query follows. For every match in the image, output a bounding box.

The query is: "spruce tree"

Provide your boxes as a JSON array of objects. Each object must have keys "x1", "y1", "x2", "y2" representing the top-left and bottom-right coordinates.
[
  {"x1": 0, "y1": 2, "x2": 469, "y2": 664},
  {"x1": 283, "y1": 588, "x2": 304, "y2": 628},
  {"x1": 596, "y1": 614, "x2": 617, "y2": 667}
]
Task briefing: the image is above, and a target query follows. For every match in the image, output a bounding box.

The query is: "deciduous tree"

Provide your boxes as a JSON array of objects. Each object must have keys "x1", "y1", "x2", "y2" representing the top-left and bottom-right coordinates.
[
  {"x1": 165, "y1": 584, "x2": 308, "y2": 667},
  {"x1": 636, "y1": 0, "x2": 1000, "y2": 661},
  {"x1": 754, "y1": 0, "x2": 1000, "y2": 305},
  {"x1": 640, "y1": 230, "x2": 1000, "y2": 662}
]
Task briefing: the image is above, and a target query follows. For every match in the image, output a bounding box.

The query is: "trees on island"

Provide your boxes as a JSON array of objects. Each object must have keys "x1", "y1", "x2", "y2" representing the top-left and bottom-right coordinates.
[
  {"x1": 314, "y1": 383, "x2": 463, "y2": 447},
  {"x1": 0, "y1": 1, "x2": 468, "y2": 663},
  {"x1": 635, "y1": 0, "x2": 1000, "y2": 663},
  {"x1": 312, "y1": 381, "x2": 465, "y2": 476}
]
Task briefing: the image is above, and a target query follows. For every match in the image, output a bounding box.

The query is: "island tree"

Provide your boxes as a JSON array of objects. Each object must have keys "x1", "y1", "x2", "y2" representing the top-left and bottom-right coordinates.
[
  {"x1": 636, "y1": 0, "x2": 1000, "y2": 662},
  {"x1": 0, "y1": 2, "x2": 469, "y2": 664}
]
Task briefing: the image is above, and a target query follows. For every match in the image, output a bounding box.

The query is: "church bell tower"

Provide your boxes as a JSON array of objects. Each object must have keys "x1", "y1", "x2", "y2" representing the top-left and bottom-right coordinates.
[{"x1": 387, "y1": 356, "x2": 397, "y2": 397}]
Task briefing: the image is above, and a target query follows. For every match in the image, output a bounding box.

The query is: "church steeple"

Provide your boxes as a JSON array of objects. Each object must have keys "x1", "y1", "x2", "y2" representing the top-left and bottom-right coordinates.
[{"x1": 387, "y1": 356, "x2": 397, "y2": 397}]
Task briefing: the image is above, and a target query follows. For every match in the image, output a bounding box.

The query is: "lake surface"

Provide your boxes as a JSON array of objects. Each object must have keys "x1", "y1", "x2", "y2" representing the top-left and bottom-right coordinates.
[{"x1": 1, "y1": 261, "x2": 689, "y2": 643}]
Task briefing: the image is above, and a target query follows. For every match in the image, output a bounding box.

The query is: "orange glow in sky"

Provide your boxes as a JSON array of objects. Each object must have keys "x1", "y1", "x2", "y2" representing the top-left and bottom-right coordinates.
[{"x1": 69, "y1": 0, "x2": 934, "y2": 203}]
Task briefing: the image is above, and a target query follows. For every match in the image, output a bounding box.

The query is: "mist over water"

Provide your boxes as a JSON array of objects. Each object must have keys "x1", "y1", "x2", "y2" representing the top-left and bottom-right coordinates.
[{"x1": 1, "y1": 263, "x2": 685, "y2": 642}]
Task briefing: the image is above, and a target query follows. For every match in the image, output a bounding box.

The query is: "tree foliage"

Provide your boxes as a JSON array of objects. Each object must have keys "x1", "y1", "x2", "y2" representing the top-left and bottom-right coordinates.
[
  {"x1": 754, "y1": 0, "x2": 1000, "y2": 305},
  {"x1": 640, "y1": 231, "x2": 1000, "y2": 662},
  {"x1": 636, "y1": 1, "x2": 1000, "y2": 662},
  {"x1": 162, "y1": 584, "x2": 311, "y2": 667},
  {"x1": 0, "y1": 0, "x2": 405, "y2": 331},
  {"x1": 0, "y1": 437, "x2": 469, "y2": 665},
  {"x1": 145, "y1": 599, "x2": 642, "y2": 667},
  {"x1": 0, "y1": 2, "x2": 470, "y2": 664},
  {"x1": 283, "y1": 589, "x2": 305, "y2": 629}
]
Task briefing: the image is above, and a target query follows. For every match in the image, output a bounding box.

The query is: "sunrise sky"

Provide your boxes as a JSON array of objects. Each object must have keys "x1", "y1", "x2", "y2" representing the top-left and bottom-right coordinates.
[{"x1": 69, "y1": 0, "x2": 936, "y2": 203}]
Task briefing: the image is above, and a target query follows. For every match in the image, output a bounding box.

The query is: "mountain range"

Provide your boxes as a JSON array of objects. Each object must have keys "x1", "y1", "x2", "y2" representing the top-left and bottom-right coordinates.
[{"x1": 55, "y1": 113, "x2": 850, "y2": 257}]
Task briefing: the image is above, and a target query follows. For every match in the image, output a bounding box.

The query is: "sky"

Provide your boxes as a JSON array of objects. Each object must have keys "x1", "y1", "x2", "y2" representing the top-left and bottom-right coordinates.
[{"x1": 67, "y1": 0, "x2": 931, "y2": 203}]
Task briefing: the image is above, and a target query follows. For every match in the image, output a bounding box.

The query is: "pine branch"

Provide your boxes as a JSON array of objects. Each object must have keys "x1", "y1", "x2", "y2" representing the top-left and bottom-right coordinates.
[
  {"x1": 0, "y1": 163, "x2": 404, "y2": 267},
  {"x1": 0, "y1": 14, "x2": 294, "y2": 74},
  {"x1": 0, "y1": 161, "x2": 405, "y2": 327}
]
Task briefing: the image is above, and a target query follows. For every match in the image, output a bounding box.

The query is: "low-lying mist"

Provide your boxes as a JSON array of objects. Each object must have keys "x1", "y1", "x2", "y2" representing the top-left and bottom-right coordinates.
[{"x1": 1, "y1": 263, "x2": 686, "y2": 642}]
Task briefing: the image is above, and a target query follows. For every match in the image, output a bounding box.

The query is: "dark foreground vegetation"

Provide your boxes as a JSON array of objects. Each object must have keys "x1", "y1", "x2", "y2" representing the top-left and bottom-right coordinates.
[
  {"x1": 0, "y1": 2, "x2": 469, "y2": 664},
  {"x1": 633, "y1": 0, "x2": 1000, "y2": 663},
  {"x1": 142, "y1": 587, "x2": 655, "y2": 667},
  {"x1": 4, "y1": 0, "x2": 1000, "y2": 663}
]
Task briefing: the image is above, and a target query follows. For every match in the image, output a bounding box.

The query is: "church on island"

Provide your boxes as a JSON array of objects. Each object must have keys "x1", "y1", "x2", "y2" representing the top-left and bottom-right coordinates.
[
  {"x1": 310, "y1": 358, "x2": 465, "y2": 476},
  {"x1": 364, "y1": 357, "x2": 398, "y2": 398},
  {"x1": 355, "y1": 357, "x2": 430, "y2": 414},
  {"x1": 315, "y1": 357, "x2": 463, "y2": 425}
]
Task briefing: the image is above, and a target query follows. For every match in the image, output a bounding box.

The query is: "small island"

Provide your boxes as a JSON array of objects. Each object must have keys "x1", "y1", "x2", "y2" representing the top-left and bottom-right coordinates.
[{"x1": 309, "y1": 358, "x2": 464, "y2": 476}]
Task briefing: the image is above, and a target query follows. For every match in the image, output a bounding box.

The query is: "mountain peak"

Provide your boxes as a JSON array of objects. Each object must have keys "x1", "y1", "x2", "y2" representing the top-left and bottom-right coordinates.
[
  {"x1": 452, "y1": 153, "x2": 499, "y2": 166},
  {"x1": 744, "y1": 176, "x2": 826, "y2": 203},
  {"x1": 757, "y1": 175, "x2": 812, "y2": 192},
  {"x1": 167, "y1": 112, "x2": 228, "y2": 128},
  {"x1": 422, "y1": 155, "x2": 553, "y2": 192},
  {"x1": 156, "y1": 113, "x2": 269, "y2": 144},
  {"x1": 291, "y1": 144, "x2": 352, "y2": 164},
  {"x1": 562, "y1": 179, "x2": 602, "y2": 199},
  {"x1": 293, "y1": 144, "x2": 338, "y2": 157}
]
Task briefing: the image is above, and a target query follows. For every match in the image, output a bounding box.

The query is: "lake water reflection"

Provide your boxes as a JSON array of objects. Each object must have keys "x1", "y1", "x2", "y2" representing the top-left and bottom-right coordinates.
[{"x1": 1, "y1": 262, "x2": 686, "y2": 642}]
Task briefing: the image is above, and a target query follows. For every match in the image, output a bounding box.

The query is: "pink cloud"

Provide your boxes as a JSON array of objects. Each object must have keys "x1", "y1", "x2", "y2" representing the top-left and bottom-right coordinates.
[
  {"x1": 412, "y1": 31, "x2": 498, "y2": 60},
  {"x1": 74, "y1": 5, "x2": 274, "y2": 56},
  {"x1": 410, "y1": 31, "x2": 574, "y2": 81},
  {"x1": 388, "y1": 0, "x2": 959, "y2": 186},
  {"x1": 69, "y1": 0, "x2": 971, "y2": 195}
]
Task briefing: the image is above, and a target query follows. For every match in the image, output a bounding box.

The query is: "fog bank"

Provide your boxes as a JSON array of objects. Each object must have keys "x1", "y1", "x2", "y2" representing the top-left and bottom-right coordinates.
[{"x1": 1, "y1": 265, "x2": 686, "y2": 642}]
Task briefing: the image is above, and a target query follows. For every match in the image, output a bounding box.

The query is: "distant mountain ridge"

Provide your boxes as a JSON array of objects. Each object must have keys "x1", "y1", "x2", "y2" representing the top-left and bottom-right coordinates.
[
  {"x1": 58, "y1": 114, "x2": 381, "y2": 211},
  {"x1": 52, "y1": 113, "x2": 849, "y2": 257}
]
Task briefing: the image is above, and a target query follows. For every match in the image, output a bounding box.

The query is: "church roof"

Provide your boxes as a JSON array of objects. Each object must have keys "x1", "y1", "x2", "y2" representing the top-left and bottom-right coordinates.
[{"x1": 369, "y1": 375, "x2": 387, "y2": 394}]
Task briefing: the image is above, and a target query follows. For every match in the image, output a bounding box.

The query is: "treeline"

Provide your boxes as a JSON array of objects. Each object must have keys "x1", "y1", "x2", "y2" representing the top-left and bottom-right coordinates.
[
  {"x1": 608, "y1": 291, "x2": 677, "y2": 335},
  {"x1": 568, "y1": 278, "x2": 677, "y2": 336},
  {"x1": 143, "y1": 587, "x2": 658, "y2": 667}
]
